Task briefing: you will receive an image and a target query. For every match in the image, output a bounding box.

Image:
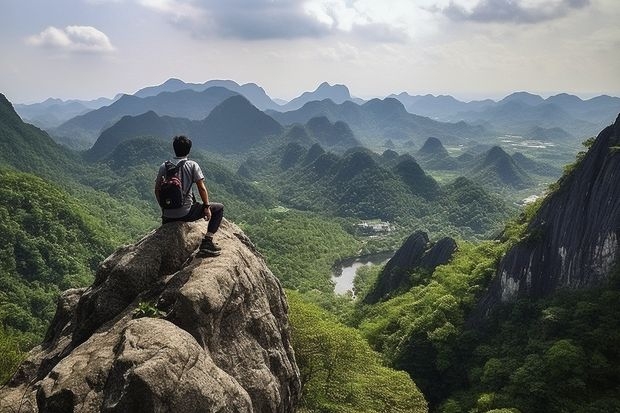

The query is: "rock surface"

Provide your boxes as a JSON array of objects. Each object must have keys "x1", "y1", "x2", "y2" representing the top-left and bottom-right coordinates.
[
  {"x1": 479, "y1": 114, "x2": 620, "y2": 313},
  {"x1": 0, "y1": 219, "x2": 301, "y2": 412},
  {"x1": 364, "y1": 231, "x2": 457, "y2": 304}
]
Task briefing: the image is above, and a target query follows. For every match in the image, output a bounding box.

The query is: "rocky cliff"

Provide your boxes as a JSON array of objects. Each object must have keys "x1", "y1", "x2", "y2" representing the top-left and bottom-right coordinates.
[
  {"x1": 0, "y1": 220, "x2": 301, "y2": 412},
  {"x1": 480, "y1": 114, "x2": 620, "y2": 312},
  {"x1": 364, "y1": 231, "x2": 457, "y2": 304}
]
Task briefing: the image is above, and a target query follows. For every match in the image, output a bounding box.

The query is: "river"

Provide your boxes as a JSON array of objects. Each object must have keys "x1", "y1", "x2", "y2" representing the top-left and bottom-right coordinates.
[{"x1": 331, "y1": 251, "x2": 393, "y2": 295}]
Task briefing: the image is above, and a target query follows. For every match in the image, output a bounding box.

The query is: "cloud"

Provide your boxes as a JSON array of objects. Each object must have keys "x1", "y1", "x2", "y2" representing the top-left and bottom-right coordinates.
[
  {"x1": 27, "y1": 26, "x2": 116, "y2": 53},
  {"x1": 440, "y1": 0, "x2": 591, "y2": 23},
  {"x1": 135, "y1": 0, "x2": 409, "y2": 41}
]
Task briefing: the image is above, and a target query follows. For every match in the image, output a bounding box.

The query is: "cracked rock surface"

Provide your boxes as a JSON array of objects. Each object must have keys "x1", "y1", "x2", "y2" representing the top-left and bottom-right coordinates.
[{"x1": 1, "y1": 219, "x2": 301, "y2": 413}]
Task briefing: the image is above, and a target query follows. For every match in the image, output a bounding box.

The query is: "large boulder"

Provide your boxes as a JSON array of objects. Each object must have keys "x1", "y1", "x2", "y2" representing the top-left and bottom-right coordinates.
[
  {"x1": 0, "y1": 219, "x2": 301, "y2": 412},
  {"x1": 363, "y1": 231, "x2": 457, "y2": 304}
]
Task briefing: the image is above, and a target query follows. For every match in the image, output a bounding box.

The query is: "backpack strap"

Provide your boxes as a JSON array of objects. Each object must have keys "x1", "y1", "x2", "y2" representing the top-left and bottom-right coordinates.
[{"x1": 174, "y1": 160, "x2": 194, "y2": 200}]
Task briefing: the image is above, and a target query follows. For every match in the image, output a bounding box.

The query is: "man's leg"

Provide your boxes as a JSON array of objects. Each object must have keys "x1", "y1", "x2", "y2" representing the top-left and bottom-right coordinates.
[
  {"x1": 206, "y1": 203, "x2": 224, "y2": 235},
  {"x1": 200, "y1": 203, "x2": 224, "y2": 254}
]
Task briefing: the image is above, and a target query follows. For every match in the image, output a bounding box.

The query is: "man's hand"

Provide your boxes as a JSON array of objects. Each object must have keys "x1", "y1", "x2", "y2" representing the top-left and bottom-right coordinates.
[{"x1": 204, "y1": 204, "x2": 212, "y2": 221}]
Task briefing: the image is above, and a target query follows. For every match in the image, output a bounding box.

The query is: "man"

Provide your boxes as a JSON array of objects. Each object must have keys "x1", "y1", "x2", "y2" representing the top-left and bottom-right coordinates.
[{"x1": 155, "y1": 135, "x2": 224, "y2": 257}]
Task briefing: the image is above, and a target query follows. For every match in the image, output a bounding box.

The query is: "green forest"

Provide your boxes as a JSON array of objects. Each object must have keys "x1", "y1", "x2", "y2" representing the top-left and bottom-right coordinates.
[{"x1": 1, "y1": 93, "x2": 618, "y2": 413}]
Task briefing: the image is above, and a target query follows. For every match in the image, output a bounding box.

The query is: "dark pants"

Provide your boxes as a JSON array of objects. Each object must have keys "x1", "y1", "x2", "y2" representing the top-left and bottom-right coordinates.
[{"x1": 162, "y1": 202, "x2": 224, "y2": 234}]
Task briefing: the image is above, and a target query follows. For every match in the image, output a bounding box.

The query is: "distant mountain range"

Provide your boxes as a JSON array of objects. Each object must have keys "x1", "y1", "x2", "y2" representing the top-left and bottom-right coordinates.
[
  {"x1": 14, "y1": 96, "x2": 118, "y2": 129},
  {"x1": 86, "y1": 95, "x2": 283, "y2": 159},
  {"x1": 391, "y1": 91, "x2": 620, "y2": 139},
  {"x1": 267, "y1": 97, "x2": 490, "y2": 147},
  {"x1": 132, "y1": 78, "x2": 280, "y2": 111},
  {"x1": 53, "y1": 87, "x2": 240, "y2": 144},
  {"x1": 13, "y1": 78, "x2": 619, "y2": 153}
]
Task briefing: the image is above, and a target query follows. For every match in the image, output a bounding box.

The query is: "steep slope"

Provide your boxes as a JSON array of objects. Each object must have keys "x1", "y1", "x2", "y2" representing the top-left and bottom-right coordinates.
[
  {"x1": 364, "y1": 231, "x2": 457, "y2": 304},
  {"x1": 0, "y1": 220, "x2": 301, "y2": 412},
  {"x1": 480, "y1": 114, "x2": 620, "y2": 309},
  {"x1": 0, "y1": 93, "x2": 83, "y2": 176}
]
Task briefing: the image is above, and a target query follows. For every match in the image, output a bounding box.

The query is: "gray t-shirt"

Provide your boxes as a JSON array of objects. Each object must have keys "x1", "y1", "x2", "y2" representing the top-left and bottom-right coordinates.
[{"x1": 156, "y1": 157, "x2": 204, "y2": 218}]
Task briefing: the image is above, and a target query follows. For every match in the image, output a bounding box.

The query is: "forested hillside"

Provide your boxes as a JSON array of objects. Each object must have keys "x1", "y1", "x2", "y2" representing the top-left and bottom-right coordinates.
[{"x1": 352, "y1": 116, "x2": 620, "y2": 412}]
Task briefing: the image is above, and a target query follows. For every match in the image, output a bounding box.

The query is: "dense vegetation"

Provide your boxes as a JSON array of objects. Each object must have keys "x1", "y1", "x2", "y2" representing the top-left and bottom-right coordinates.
[
  {"x1": 0, "y1": 169, "x2": 124, "y2": 381},
  {"x1": 240, "y1": 143, "x2": 515, "y2": 241},
  {"x1": 288, "y1": 291, "x2": 428, "y2": 413}
]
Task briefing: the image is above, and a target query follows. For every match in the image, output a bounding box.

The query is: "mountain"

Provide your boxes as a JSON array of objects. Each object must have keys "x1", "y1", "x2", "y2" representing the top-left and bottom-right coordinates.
[
  {"x1": 268, "y1": 98, "x2": 490, "y2": 147},
  {"x1": 511, "y1": 152, "x2": 562, "y2": 177},
  {"x1": 498, "y1": 91, "x2": 546, "y2": 106},
  {"x1": 364, "y1": 231, "x2": 457, "y2": 304},
  {"x1": 53, "y1": 87, "x2": 239, "y2": 144},
  {"x1": 480, "y1": 113, "x2": 620, "y2": 310},
  {"x1": 14, "y1": 96, "x2": 117, "y2": 130},
  {"x1": 467, "y1": 146, "x2": 533, "y2": 189},
  {"x1": 86, "y1": 95, "x2": 284, "y2": 159},
  {"x1": 0, "y1": 93, "x2": 83, "y2": 176},
  {"x1": 389, "y1": 93, "x2": 494, "y2": 121},
  {"x1": 418, "y1": 137, "x2": 450, "y2": 157},
  {"x1": 392, "y1": 154, "x2": 440, "y2": 199},
  {"x1": 415, "y1": 137, "x2": 459, "y2": 170},
  {"x1": 0, "y1": 221, "x2": 302, "y2": 412},
  {"x1": 524, "y1": 125, "x2": 572, "y2": 141},
  {"x1": 199, "y1": 95, "x2": 283, "y2": 153},
  {"x1": 239, "y1": 144, "x2": 512, "y2": 237},
  {"x1": 86, "y1": 111, "x2": 193, "y2": 161},
  {"x1": 304, "y1": 116, "x2": 361, "y2": 150},
  {"x1": 133, "y1": 78, "x2": 281, "y2": 111},
  {"x1": 280, "y1": 82, "x2": 356, "y2": 111}
]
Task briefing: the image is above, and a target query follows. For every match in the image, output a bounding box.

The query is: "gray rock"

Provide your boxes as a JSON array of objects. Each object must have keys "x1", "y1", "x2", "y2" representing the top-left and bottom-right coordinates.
[
  {"x1": 477, "y1": 113, "x2": 620, "y2": 315},
  {"x1": 364, "y1": 231, "x2": 457, "y2": 304},
  {"x1": 1, "y1": 219, "x2": 301, "y2": 412}
]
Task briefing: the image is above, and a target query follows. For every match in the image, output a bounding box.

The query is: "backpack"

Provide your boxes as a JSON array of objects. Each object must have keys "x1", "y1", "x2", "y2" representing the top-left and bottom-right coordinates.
[{"x1": 158, "y1": 160, "x2": 190, "y2": 209}]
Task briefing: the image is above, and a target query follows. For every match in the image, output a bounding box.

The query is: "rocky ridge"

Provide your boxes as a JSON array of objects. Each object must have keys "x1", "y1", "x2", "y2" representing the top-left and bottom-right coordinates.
[{"x1": 0, "y1": 220, "x2": 301, "y2": 412}]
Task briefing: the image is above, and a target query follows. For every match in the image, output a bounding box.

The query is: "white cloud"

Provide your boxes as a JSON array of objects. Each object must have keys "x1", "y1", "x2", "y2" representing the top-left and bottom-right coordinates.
[{"x1": 27, "y1": 25, "x2": 116, "y2": 53}]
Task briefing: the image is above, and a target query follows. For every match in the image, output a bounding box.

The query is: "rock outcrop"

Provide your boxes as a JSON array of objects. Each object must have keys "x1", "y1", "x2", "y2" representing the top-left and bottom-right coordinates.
[
  {"x1": 0, "y1": 220, "x2": 301, "y2": 412},
  {"x1": 364, "y1": 231, "x2": 457, "y2": 304},
  {"x1": 479, "y1": 114, "x2": 620, "y2": 313}
]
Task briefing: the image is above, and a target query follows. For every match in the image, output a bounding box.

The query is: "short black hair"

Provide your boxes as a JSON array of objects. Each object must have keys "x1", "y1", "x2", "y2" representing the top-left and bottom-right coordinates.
[{"x1": 173, "y1": 135, "x2": 192, "y2": 157}]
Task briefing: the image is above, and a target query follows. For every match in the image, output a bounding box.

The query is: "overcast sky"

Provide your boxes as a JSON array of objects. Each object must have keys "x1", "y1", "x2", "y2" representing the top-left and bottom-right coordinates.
[{"x1": 1, "y1": 0, "x2": 619, "y2": 103}]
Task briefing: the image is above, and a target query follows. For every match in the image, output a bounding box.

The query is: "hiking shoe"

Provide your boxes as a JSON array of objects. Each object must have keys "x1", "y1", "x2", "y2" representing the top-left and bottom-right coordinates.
[
  {"x1": 200, "y1": 238, "x2": 221, "y2": 254},
  {"x1": 198, "y1": 248, "x2": 221, "y2": 257}
]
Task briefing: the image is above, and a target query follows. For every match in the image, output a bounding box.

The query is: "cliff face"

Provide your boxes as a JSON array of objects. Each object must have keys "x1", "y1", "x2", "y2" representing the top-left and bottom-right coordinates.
[
  {"x1": 364, "y1": 231, "x2": 457, "y2": 304},
  {"x1": 480, "y1": 114, "x2": 620, "y2": 312},
  {"x1": 0, "y1": 220, "x2": 301, "y2": 412}
]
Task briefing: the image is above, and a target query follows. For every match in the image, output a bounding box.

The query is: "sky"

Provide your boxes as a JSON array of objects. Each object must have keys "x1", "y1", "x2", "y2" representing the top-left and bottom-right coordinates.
[{"x1": 1, "y1": 0, "x2": 619, "y2": 104}]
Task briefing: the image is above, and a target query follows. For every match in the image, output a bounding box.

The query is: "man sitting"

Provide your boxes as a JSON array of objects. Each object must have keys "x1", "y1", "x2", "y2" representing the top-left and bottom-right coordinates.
[{"x1": 155, "y1": 135, "x2": 224, "y2": 256}]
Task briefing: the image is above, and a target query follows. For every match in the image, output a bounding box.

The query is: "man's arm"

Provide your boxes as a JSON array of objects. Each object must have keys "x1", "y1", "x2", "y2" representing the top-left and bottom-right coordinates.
[{"x1": 196, "y1": 179, "x2": 212, "y2": 220}]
